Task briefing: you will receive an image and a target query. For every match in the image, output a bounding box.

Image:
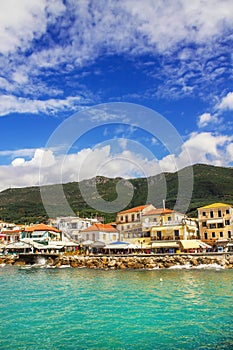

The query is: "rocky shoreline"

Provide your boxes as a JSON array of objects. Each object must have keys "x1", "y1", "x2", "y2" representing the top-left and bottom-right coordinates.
[{"x1": 1, "y1": 253, "x2": 233, "y2": 269}]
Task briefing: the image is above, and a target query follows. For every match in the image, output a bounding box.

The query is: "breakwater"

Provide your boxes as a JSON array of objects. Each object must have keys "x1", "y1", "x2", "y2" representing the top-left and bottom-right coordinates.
[{"x1": 1, "y1": 252, "x2": 233, "y2": 269}]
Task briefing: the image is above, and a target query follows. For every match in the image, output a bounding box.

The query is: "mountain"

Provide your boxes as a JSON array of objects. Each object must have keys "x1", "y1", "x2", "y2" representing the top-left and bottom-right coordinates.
[{"x1": 0, "y1": 164, "x2": 233, "y2": 224}]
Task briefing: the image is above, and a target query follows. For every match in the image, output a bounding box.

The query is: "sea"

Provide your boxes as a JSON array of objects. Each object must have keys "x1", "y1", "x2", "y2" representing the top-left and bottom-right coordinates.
[{"x1": 0, "y1": 263, "x2": 232, "y2": 350}]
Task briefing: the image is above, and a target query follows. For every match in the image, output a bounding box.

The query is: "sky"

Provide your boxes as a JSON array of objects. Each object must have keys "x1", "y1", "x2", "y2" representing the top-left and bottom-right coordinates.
[{"x1": 0, "y1": 0, "x2": 233, "y2": 193}]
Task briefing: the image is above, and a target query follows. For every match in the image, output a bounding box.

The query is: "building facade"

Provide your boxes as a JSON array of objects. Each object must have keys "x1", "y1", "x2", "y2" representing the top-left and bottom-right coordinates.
[
  {"x1": 116, "y1": 204, "x2": 155, "y2": 243},
  {"x1": 80, "y1": 223, "x2": 119, "y2": 244},
  {"x1": 198, "y1": 202, "x2": 233, "y2": 245},
  {"x1": 142, "y1": 208, "x2": 199, "y2": 241},
  {"x1": 55, "y1": 216, "x2": 99, "y2": 241}
]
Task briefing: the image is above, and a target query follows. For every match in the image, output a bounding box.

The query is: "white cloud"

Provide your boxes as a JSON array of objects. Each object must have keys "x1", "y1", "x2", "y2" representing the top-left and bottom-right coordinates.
[
  {"x1": 12, "y1": 158, "x2": 25, "y2": 167},
  {"x1": 0, "y1": 0, "x2": 65, "y2": 54},
  {"x1": 217, "y1": 92, "x2": 233, "y2": 110},
  {"x1": 0, "y1": 0, "x2": 231, "y2": 109},
  {"x1": 197, "y1": 113, "x2": 219, "y2": 128},
  {"x1": 226, "y1": 143, "x2": 233, "y2": 161},
  {"x1": 0, "y1": 95, "x2": 86, "y2": 116},
  {"x1": 0, "y1": 131, "x2": 232, "y2": 192},
  {"x1": 178, "y1": 132, "x2": 232, "y2": 166}
]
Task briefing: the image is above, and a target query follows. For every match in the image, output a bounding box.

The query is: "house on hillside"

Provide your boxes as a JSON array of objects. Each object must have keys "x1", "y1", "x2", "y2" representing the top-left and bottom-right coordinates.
[{"x1": 198, "y1": 202, "x2": 233, "y2": 250}]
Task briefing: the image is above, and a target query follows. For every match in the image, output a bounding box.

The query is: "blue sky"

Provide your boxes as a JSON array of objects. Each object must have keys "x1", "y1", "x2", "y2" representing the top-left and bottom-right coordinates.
[{"x1": 0, "y1": 0, "x2": 233, "y2": 192}]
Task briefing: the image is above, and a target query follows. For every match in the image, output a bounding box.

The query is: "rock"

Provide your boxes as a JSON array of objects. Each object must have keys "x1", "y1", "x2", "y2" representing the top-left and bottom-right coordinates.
[
  {"x1": 70, "y1": 261, "x2": 79, "y2": 268},
  {"x1": 191, "y1": 259, "x2": 199, "y2": 266},
  {"x1": 13, "y1": 261, "x2": 26, "y2": 266},
  {"x1": 146, "y1": 263, "x2": 157, "y2": 269},
  {"x1": 108, "y1": 259, "x2": 117, "y2": 267},
  {"x1": 163, "y1": 262, "x2": 175, "y2": 268}
]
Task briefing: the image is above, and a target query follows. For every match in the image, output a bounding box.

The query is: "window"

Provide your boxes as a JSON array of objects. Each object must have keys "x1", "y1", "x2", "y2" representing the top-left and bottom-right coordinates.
[
  {"x1": 212, "y1": 232, "x2": 216, "y2": 238},
  {"x1": 202, "y1": 221, "x2": 207, "y2": 227},
  {"x1": 217, "y1": 223, "x2": 223, "y2": 228},
  {"x1": 226, "y1": 209, "x2": 230, "y2": 215},
  {"x1": 174, "y1": 230, "x2": 179, "y2": 238},
  {"x1": 103, "y1": 234, "x2": 106, "y2": 241},
  {"x1": 202, "y1": 211, "x2": 206, "y2": 216},
  {"x1": 132, "y1": 214, "x2": 135, "y2": 222},
  {"x1": 92, "y1": 233, "x2": 95, "y2": 241},
  {"x1": 157, "y1": 231, "x2": 162, "y2": 240},
  {"x1": 225, "y1": 220, "x2": 230, "y2": 225},
  {"x1": 168, "y1": 216, "x2": 171, "y2": 221},
  {"x1": 219, "y1": 232, "x2": 223, "y2": 238},
  {"x1": 204, "y1": 232, "x2": 208, "y2": 240},
  {"x1": 125, "y1": 215, "x2": 128, "y2": 223},
  {"x1": 218, "y1": 210, "x2": 222, "y2": 217},
  {"x1": 228, "y1": 231, "x2": 231, "y2": 239},
  {"x1": 121, "y1": 216, "x2": 123, "y2": 222},
  {"x1": 86, "y1": 234, "x2": 89, "y2": 240},
  {"x1": 209, "y1": 223, "x2": 216, "y2": 229},
  {"x1": 210, "y1": 211, "x2": 214, "y2": 218}
]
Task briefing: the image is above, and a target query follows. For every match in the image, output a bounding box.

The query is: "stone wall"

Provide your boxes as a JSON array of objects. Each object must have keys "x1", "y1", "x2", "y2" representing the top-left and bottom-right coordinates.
[{"x1": 1, "y1": 253, "x2": 233, "y2": 269}]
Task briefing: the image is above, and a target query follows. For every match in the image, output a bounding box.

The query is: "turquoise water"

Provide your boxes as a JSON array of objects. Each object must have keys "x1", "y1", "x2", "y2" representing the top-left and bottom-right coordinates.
[{"x1": 0, "y1": 266, "x2": 232, "y2": 350}]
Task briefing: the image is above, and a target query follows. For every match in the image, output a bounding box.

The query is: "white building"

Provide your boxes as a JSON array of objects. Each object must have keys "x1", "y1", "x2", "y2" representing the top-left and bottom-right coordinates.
[
  {"x1": 55, "y1": 216, "x2": 99, "y2": 241},
  {"x1": 80, "y1": 223, "x2": 119, "y2": 245}
]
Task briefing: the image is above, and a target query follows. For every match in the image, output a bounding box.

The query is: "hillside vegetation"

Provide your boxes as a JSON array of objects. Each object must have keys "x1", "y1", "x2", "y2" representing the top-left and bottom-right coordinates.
[{"x1": 0, "y1": 164, "x2": 233, "y2": 224}]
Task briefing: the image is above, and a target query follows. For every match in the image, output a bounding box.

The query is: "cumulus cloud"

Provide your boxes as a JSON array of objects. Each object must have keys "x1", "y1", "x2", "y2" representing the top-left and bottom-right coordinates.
[
  {"x1": 217, "y1": 92, "x2": 233, "y2": 110},
  {"x1": 0, "y1": 0, "x2": 65, "y2": 54},
  {"x1": 197, "y1": 113, "x2": 220, "y2": 128},
  {"x1": 0, "y1": 131, "x2": 232, "y2": 192}
]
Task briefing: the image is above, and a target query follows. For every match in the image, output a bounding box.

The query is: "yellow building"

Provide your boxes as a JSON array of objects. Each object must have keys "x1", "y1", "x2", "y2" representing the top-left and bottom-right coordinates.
[
  {"x1": 142, "y1": 208, "x2": 199, "y2": 250},
  {"x1": 198, "y1": 203, "x2": 233, "y2": 245}
]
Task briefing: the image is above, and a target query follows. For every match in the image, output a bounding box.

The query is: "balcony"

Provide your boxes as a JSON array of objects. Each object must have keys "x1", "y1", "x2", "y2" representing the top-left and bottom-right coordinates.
[
  {"x1": 143, "y1": 220, "x2": 183, "y2": 228},
  {"x1": 151, "y1": 236, "x2": 183, "y2": 241}
]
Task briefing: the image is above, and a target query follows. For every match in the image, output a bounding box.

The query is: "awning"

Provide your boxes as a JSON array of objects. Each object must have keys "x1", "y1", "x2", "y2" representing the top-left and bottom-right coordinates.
[
  {"x1": 5, "y1": 242, "x2": 32, "y2": 249},
  {"x1": 151, "y1": 226, "x2": 181, "y2": 232},
  {"x1": 92, "y1": 241, "x2": 106, "y2": 248},
  {"x1": 199, "y1": 241, "x2": 212, "y2": 249},
  {"x1": 180, "y1": 240, "x2": 200, "y2": 249},
  {"x1": 81, "y1": 240, "x2": 94, "y2": 246},
  {"x1": 151, "y1": 242, "x2": 179, "y2": 249},
  {"x1": 104, "y1": 242, "x2": 129, "y2": 249}
]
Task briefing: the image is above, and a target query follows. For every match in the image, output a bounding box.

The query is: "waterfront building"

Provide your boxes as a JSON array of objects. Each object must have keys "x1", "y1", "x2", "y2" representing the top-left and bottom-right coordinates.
[
  {"x1": 143, "y1": 208, "x2": 199, "y2": 240},
  {"x1": 198, "y1": 202, "x2": 233, "y2": 248},
  {"x1": 0, "y1": 222, "x2": 22, "y2": 244},
  {"x1": 22, "y1": 223, "x2": 62, "y2": 243},
  {"x1": 116, "y1": 204, "x2": 156, "y2": 245},
  {"x1": 142, "y1": 208, "x2": 199, "y2": 252},
  {"x1": 55, "y1": 216, "x2": 99, "y2": 241},
  {"x1": 80, "y1": 223, "x2": 119, "y2": 246}
]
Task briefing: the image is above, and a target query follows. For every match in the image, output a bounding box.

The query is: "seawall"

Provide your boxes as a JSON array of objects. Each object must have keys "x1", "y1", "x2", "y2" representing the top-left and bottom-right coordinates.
[{"x1": 1, "y1": 252, "x2": 233, "y2": 269}]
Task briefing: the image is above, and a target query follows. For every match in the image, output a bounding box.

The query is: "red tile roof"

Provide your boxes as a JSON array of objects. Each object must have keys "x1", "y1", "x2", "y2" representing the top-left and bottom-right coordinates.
[
  {"x1": 81, "y1": 223, "x2": 118, "y2": 232},
  {"x1": 25, "y1": 223, "x2": 60, "y2": 233},
  {"x1": 143, "y1": 208, "x2": 174, "y2": 215},
  {"x1": 117, "y1": 205, "x2": 150, "y2": 215}
]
